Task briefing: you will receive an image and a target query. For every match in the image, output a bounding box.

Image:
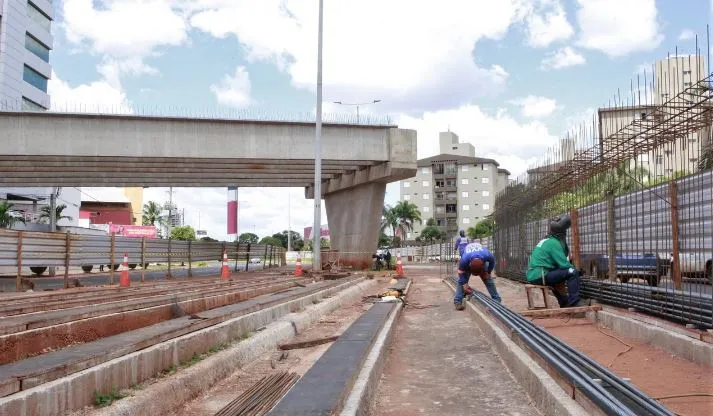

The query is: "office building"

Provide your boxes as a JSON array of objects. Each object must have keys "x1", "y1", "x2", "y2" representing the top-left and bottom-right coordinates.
[{"x1": 399, "y1": 132, "x2": 511, "y2": 239}]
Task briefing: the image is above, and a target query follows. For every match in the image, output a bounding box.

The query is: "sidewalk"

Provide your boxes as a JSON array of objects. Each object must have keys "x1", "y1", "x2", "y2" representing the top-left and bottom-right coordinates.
[{"x1": 373, "y1": 270, "x2": 540, "y2": 416}]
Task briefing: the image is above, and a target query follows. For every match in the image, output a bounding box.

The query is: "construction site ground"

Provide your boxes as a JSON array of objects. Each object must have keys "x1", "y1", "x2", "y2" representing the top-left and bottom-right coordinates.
[
  {"x1": 467, "y1": 274, "x2": 713, "y2": 416},
  {"x1": 373, "y1": 266, "x2": 541, "y2": 416}
]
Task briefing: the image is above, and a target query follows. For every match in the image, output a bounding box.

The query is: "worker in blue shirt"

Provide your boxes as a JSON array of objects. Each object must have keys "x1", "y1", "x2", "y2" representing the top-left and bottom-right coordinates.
[
  {"x1": 454, "y1": 230, "x2": 470, "y2": 257},
  {"x1": 454, "y1": 242, "x2": 502, "y2": 310}
]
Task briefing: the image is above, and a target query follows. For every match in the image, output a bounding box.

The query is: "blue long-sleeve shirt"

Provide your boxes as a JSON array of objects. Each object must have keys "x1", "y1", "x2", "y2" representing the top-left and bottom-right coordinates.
[
  {"x1": 458, "y1": 242, "x2": 495, "y2": 276},
  {"x1": 455, "y1": 236, "x2": 470, "y2": 256}
]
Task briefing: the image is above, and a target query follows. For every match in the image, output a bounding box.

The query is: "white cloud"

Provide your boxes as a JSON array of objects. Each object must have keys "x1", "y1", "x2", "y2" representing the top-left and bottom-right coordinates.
[
  {"x1": 575, "y1": 0, "x2": 663, "y2": 57},
  {"x1": 397, "y1": 104, "x2": 559, "y2": 177},
  {"x1": 678, "y1": 29, "x2": 695, "y2": 41},
  {"x1": 524, "y1": 0, "x2": 574, "y2": 47},
  {"x1": 48, "y1": 71, "x2": 133, "y2": 113},
  {"x1": 185, "y1": 0, "x2": 531, "y2": 113},
  {"x1": 62, "y1": 0, "x2": 188, "y2": 58},
  {"x1": 509, "y1": 95, "x2": 558, "y2": 118},
  {"x1": 541, "y1": 47, "x2": 586, "y2": 69},
  {"x1": 210, "y1": 66, "x2": 253, "y2": 108}
]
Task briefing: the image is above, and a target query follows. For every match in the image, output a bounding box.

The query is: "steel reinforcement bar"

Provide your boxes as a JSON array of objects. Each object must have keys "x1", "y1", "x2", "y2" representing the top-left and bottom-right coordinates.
[{"x1": 452, "y1": 277, "x2": 674, "y2": 416}]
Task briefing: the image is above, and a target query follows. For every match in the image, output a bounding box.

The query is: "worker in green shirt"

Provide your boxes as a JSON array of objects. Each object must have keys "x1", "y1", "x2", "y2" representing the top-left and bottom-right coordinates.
[{"x1": 526, "y1": 214, "x2": 588, "y2": 308}]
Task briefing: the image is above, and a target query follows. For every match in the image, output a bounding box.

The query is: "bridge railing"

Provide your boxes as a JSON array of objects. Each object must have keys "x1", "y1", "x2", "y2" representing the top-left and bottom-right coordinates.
[{"x1": 0, "y1": 229, "x2": 286, "y2": 291}]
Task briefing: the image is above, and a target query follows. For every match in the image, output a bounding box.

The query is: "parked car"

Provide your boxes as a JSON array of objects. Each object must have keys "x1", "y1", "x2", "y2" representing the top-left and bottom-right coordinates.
[
  {"x1": 581, "y1": 253, "x2": 669, "y2": 287},
  {"x1": 249, "y1": 258, "x2": 262, "y2": 264},
  {"x1": 669, "y1": 252, "x2": 713, "y2": 285}
]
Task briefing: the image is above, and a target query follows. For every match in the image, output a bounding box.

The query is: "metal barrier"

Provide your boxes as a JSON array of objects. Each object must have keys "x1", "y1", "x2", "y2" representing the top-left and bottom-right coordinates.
[
  {"x1": 0, "y1": 229, "x2": 286, "y2": 291},
  {"x1": 493, "y1": 33, "x2": 713, "y2": 329}
]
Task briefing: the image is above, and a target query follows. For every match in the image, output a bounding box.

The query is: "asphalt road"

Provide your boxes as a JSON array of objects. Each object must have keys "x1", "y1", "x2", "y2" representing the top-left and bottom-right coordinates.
[{"x1": 0, "y1": 263, "x2": 270, "y2": 292}]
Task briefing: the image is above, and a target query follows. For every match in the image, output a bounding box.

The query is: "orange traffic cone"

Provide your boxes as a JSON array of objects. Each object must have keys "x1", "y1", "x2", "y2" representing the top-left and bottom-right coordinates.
[
  {"x1": 221, "y1": 250, "x2": 230, "y2": 280},
  {"x1": 294, "y1": 257, "x2": 303, "y2": 277},
  {"x1": 396, "y1": 255, "x2": 404, "y2": 277},
  {"x1": 119, "y1": 253, "x2": 130, "y2": 287}
]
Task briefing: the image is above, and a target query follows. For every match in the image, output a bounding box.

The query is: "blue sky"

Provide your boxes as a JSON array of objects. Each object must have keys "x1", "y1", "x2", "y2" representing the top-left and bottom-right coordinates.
[{"x1": 46, "y1": 0, "x2": 713, "y2": 241}]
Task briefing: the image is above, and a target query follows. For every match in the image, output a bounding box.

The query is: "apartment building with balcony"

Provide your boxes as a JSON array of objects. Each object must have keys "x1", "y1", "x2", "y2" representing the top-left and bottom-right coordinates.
[{"x1": 399, "y1": 132, "x2": 510, "y2": 239}]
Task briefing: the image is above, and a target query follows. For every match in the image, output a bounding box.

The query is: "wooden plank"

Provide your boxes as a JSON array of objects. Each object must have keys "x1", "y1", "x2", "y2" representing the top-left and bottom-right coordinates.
[
  {"x1": 518, "y1": 305, "x2": 602, "y2": 317},
  {"x1": 278, "y1": 335, "x2": 340, "y2": 350}
]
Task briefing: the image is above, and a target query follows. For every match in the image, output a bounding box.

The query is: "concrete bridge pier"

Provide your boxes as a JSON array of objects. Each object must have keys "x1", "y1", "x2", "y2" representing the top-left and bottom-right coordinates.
[{"x1": 325, "y1": 182, "x2": 386, "y2": 269}]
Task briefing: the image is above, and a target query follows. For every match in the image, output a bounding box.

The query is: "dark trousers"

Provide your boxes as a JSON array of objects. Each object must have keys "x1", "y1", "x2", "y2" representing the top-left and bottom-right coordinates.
[{"x1": 543, "y1": 268, "x2": 581, "y2": 307}]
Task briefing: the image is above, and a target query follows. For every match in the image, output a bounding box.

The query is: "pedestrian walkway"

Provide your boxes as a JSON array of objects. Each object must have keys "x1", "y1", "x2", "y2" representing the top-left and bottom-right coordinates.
[{"x1": 373, "y1": 273, "x2": 541, "y2": 416}]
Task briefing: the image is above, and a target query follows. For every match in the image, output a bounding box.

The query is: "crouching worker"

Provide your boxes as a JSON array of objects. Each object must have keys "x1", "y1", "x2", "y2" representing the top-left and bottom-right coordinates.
[
  {"x1": 526, "y1": 214, "x2": 588, "y2": 308},
  {"x1": 454, "y1": 242, "x2": 501, "y2": 310}
]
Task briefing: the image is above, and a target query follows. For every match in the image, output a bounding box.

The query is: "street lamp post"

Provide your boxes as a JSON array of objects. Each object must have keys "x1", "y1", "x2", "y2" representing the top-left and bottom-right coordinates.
[
  {"x1": 332, "y1": 99, "x2": 381, "y2": 124},
  {"x1": 313, "y1": 0, "x2": 324, "y2": 271}
]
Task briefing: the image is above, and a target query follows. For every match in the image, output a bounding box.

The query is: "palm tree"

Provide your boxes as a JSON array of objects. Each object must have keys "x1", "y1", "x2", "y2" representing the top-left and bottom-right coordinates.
[
  {"x1": 380, "y1": 205, "x2": 398, "y2": 238},
  {"x1": 392, "y1": 201, "x2": 423, "y2": 239},
  {"x1": 39, "y1": 204, "x2": 73, "y2": 224},
  {"x1": 0, "y1": 201, "x2": 26, "y2": 229},
  {"x1": 142, "y1": 201, "x2": 163, "y2": 226}
]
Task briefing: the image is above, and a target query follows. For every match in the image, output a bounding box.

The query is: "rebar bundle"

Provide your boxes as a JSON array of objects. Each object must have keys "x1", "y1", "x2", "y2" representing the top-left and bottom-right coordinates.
[{"x1": 214, "y1": 371, "x2": 299, "y2": 416}]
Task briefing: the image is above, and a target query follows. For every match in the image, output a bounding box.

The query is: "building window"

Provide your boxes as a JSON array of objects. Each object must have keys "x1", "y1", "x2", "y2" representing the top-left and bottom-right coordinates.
[
  {"x1": 461, "y1": 179, "x2": 469, "y2": 185},
  {"x1": 403, "y1": 181, "x2": 410, "y2": 188},
  {"x1": 462, "y1": 205, "x2": 470, "y2": 211},
  {"x1": 421, "y1": 167, "x2": 430, "y2": 174},
  {"x1": 689, "y1": 158, "x2": 698, "y2": 163},
  {"x1": 407, "y1": 232, "x2": 412, "y2": 239},
  {"x1": 446, "y1": 179, "x2": 457, "y2": 187},
  {"x1": 433, "y1": 164, "x2": 444, "y2": 174},
  {"x1": 684, "y1": 82, "x2": 692, "y2": 88},
  {"x1": 403, "y1": 195, "x2": 410, "y2": 201},
  {"x1": 462, "y1": 218, "x2": 470, "y2": 224},
  {"x1": 461, "y1": 165, "x2": 469, "y2": 172},
  {"x1": 445, "y1": 164, "x2": 457, "y2": 174},
  {"x1": 27, "y1": 2, "x2": 52, "y2": 32},
  {"x1": 656, "y1": 155, "x2": 663, "y2": 164},
  {"x1": 423, "y1": 206, "x2": 430, "y2": 213},
  {"x1": 422, "y1": 181, "x2": 430, "y2": 187},
  {"x1": 23, "y1": 65, "x2": 48, "y2": 92},
  {"x1": 21, "y1": 97, "x2": 46, "y2": 111},
  {"x1": 482, "y1": 204, "x2": 490, "y2": 210},
  {"x1": 482, "y1": 190, "x2": 490, "y2": 197},
  {"x1": 423, "y1": 193, "x2": 430, "y2": 200},
  {"x1": 482, "y1": 177, "x2": 489, "y2": 184},
  {"x1": 683, "y1": 70, "x2": 691, "y2": 76},
  {"x1": 482, "y1": 164, "x2": 489, "y2": 171},
  {"x1": 446, "y1": 204, "x2": 457, "y2": 213},
  {"x1": 461, "y1": 191, "x2": 468, "y2": 198},
  {"x1": 25, "y1": 33, "x2": 50, "y2": 62}
]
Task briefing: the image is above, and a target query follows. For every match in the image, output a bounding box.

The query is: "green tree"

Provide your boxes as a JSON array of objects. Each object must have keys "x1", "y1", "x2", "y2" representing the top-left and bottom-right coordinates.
[
  {"x1": 200, "y1": 236, "x2": 218, "y2": 242},
  {"x1": 467, "y1": 218, "x2": 495, "y2": 239},
  {"x1": 305, "y1": 238, "x2": 330, "y2": 250},
  {"x1": 380, "y1": 205, "x2": 399, "y2": 237},
  {"x1": 378, "y1": 232, "x2": 391, "y2": 248},
  {"x1": 272, "y1": 230, "x2": 304, "y2": 250},
  {"x1": 392, "y1": 201, "x2": 423, "y2": 240},
  {"x1": 170, "y1": 225, "x2": 196, "y2": 241},
  {"x1": 420, "y1": 218, "x2": 444, "y2": 242},
  {"x1": 259, "y1": 236, "x2": 282, "y2": 246},
  {"x1": 39, "y1": 204, "x2": 73, "y2": 224},
  {"x1": 0, "y1": 201, "x2": 26, "y2": 229},
  {"x1": 142, "y1": 201, "x2": 163, "y2": 226},
  {"x1": 238, "y1": 232, "x2": 259, "y2": 244}
]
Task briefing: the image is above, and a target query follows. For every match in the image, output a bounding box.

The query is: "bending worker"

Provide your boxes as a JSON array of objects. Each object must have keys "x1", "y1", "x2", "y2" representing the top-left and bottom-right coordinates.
[
  {"x1": 455, "y1": 230, "x2": 469, "y2": 257},
  {"x1": 526, "y1": 214, "x2": 588, "y2": 308},
  {"x1": 454, "y1": 241, "x2": 502, "y2": 310}
]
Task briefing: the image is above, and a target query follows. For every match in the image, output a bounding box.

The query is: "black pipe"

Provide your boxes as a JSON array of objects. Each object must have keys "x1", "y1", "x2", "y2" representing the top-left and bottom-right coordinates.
[{"x1": 472, "y1": 292, "x2": 673, "y2": 416}]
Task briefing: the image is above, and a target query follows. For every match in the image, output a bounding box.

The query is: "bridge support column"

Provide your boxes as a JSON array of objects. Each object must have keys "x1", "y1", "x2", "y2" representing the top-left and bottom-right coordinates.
[{"x1": 325, "y1": 182, "x2": 385, "y2": 270}]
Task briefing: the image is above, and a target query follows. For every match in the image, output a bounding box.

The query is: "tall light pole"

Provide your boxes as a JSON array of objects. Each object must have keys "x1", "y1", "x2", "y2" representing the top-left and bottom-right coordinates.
[
  {"x1": 313, "y1": 0, "x2": 324, "y2": 271},
  {"x1": 332, "y1": 99, "x2": 381, "y2": 124},
  {"x1": 287, "y1": 190, "x2": 292, "y2": 252}
]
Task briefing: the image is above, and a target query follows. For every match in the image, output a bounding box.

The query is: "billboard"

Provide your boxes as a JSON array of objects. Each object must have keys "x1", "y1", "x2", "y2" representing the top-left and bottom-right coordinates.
[
  {"x1": 304, "y1": 224, "x2": 329, "y2": 240},
  {"x1": 107, "y1": 224, "x2": 158, "y2": 238}
]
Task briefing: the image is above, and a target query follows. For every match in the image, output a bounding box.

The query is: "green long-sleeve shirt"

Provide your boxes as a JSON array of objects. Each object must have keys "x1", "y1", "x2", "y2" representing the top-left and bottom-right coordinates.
[{"x1": 526, "y1": 236, "x2": 574, "y2": 282}]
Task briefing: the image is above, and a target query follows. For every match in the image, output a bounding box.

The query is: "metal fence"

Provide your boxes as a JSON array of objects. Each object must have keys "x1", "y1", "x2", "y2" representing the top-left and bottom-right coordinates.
[
  {"x1": 493, "y1": 32, "x2": 713, "y2": 329},
  {"x1": 389, "y1": 236, "x2": 493, "y2": 263},
  {"x1": 0, "y1": 229, "x2": 286, "y2": 291}
]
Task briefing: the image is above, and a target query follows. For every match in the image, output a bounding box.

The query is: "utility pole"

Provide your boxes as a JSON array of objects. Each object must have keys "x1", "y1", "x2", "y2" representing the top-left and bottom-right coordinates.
[
  {"x1": 313, "y1": 0, "x2": 324, "y2": 271},
  {"x1": 332, "y1": 99, "x2": 381, "y2": 124},
  {"x1": 167, "y1": 187, "x2": 174, "y2": 238},
  {"x1": 48, "y1": 187, "x2": 58, "y2": 276}
]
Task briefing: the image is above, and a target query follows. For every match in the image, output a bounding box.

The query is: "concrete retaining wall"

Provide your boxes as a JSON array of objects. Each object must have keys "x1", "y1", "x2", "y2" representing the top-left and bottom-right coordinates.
[{"x1": 0, "y1": 278, "x2": 375, "y2": 416}]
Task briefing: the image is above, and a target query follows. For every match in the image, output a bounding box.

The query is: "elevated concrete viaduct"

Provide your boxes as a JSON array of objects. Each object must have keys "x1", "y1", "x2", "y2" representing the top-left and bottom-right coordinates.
[{"x1": 0, "y1": 111, "x2": 417, "y2": 268}]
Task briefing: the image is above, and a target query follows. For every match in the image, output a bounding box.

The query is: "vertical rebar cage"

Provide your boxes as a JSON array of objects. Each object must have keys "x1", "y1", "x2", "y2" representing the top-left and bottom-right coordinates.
[{"x1": 493, "y1": 28, "x2": 713, "y2": 330}]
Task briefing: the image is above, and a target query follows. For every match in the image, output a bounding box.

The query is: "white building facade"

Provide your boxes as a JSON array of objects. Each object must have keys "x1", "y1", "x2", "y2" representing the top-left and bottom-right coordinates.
[{"x1": 399, "y1": 132, "x2": 510, "y2": 239}]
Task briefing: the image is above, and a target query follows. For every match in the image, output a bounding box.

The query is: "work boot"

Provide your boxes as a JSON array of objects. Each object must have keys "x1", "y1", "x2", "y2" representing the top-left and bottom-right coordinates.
[{"x1": 454, "y1": 303, "x2": 465, "y2": 311}]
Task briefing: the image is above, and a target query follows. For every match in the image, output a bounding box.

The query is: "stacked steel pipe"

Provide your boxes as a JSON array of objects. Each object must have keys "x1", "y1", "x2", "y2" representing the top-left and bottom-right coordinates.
[{"x1": 214, "y1": 371, "x2": 299, "y2": 416}]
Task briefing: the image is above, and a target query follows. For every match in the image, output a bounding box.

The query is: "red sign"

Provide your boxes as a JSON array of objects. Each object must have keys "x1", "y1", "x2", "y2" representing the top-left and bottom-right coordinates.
[{"x1": 109, "y1": 224, "x2": 158, "y2": 238}]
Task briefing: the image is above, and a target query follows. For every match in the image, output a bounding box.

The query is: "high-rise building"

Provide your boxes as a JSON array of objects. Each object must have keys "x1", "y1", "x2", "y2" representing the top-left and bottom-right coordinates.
[
  {"x1": 0, "y1": 2, "x2": 83, "y2": 226},
  {"x1": 399, "y1": 132, "x2": 510, "y2": 239},
  {"x1": 0, "y1": 0, "x2": 53, "y2": 109}
]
